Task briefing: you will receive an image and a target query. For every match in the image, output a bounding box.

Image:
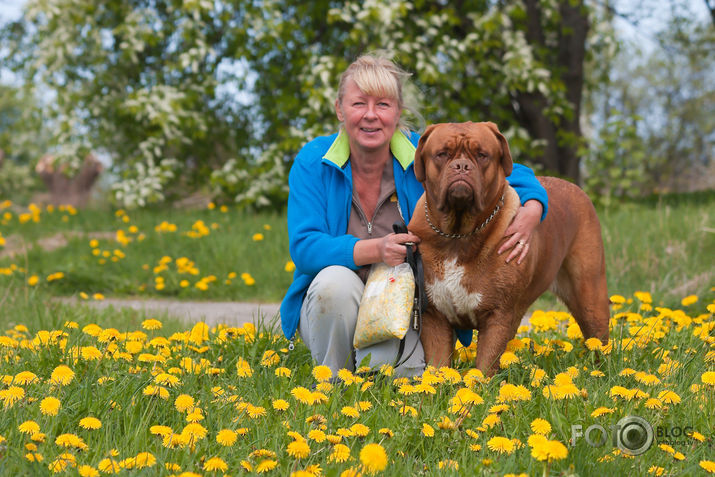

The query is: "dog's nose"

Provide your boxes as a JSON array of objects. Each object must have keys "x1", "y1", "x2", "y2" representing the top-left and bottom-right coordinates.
[{"x1": 450, "y1": 159, "x2": 472, "y2": 173}]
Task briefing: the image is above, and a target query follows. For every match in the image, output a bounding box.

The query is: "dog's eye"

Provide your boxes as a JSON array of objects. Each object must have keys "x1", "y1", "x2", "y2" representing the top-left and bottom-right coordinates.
[
  {"x1": 435, "y1": 151, "x2": 449, "y2": 160},
  {"x1": 477, "y1": 151, "x2": 489, "y2": 161}
]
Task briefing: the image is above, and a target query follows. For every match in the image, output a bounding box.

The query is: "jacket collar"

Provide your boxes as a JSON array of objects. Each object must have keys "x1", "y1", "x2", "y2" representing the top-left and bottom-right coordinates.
[{"x1": 322, "y1": 129, "x2": 415, "y2": 171}]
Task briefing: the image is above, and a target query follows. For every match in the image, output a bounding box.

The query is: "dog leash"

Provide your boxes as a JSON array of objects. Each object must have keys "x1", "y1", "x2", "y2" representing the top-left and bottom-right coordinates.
[{"x1": 391, "y1": 222, "x2": 425, "y2": 369}]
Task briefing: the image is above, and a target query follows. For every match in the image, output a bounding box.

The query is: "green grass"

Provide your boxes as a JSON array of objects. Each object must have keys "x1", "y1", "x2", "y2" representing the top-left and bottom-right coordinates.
[
  {"x1": 0, "y1": 287, "x2": 712, "y2": 476},
  {"x1": 2, "y1": 191, "x2": 713, "y2": 310}
]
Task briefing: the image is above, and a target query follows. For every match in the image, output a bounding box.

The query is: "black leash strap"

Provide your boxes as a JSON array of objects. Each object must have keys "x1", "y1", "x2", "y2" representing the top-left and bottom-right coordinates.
[{"x1": 391, "y1": 222, "x2": 425, "y2": 369}]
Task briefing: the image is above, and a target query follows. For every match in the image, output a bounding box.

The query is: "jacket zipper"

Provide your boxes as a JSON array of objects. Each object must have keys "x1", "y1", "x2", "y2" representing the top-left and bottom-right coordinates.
[{"x1": 352, "y1": 189, "x2": 395, "y2": 237}]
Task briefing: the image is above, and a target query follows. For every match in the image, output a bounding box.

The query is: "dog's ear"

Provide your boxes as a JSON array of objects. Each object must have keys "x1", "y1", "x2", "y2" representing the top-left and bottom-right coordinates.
[
  {"x1": 414, "y1": 124, "x2": 438, "y2": 182},
  {"x1": 484, "y1": 122, "x2": 513, "y2": 176}
]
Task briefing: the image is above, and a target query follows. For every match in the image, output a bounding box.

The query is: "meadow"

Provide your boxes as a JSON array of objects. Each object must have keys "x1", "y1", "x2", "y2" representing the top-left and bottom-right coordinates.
[{"x1": 0, "y1": 192, "x2": 713, "y2": 476}]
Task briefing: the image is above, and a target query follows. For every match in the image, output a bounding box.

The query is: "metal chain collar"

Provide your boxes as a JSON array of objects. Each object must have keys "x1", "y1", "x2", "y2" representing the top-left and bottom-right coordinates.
[{"x1": 424, "y1": 193, "x2": 504, "y2": 239}]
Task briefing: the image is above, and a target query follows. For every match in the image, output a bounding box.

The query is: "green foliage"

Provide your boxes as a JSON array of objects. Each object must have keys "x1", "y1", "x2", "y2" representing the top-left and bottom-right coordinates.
[
  {"x1": 0, "y1": 160, "x2": 42, "y2": 203},
  {"x1": 582, "y1": 112, "x2": 651, "y2": 207},
  {"x1": 1, "y1": 0, "x2": 600, "y2": 209}
]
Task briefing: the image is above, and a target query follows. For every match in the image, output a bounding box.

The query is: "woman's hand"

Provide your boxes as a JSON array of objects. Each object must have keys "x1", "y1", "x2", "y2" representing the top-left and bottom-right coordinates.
[
  {"x1": 378, "y1": 232, "x2": 421, "y2": 266},
  {"x1": 498, "y1": 199, "x2": 542, "y2": 264}
]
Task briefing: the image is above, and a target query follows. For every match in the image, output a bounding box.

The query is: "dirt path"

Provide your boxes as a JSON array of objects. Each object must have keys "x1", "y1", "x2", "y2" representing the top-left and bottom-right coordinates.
[{"x1": 55, "y1": 297, "x2": 281, "y2": 329}]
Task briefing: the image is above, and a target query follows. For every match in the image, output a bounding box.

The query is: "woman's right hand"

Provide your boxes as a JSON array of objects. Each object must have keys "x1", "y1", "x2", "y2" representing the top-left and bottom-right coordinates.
[{"x1": 379, "y1": 232, "x2": 421, "y2": 266}]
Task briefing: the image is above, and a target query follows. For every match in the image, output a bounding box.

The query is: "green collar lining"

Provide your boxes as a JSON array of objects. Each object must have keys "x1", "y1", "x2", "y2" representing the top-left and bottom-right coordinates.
[{"x1": 323, "y1": 129, "x2": 415, "y2": 170}]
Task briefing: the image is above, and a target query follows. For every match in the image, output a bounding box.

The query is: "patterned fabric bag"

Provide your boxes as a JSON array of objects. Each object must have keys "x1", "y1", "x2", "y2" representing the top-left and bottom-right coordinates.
[{"x1": 353, "y1": 262, "x2": 415, "y2": 349}]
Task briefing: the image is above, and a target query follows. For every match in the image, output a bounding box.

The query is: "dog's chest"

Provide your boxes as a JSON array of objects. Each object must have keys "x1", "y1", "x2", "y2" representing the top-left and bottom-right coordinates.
[{"x1": 425, "y1": 258, "x2": 485, "y2": 325}]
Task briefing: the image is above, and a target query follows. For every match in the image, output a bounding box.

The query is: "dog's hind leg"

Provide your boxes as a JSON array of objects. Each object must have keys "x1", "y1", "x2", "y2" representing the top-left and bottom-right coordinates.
[{"x1": 553, "y1": 237, "x2": 610, "y2": 345}]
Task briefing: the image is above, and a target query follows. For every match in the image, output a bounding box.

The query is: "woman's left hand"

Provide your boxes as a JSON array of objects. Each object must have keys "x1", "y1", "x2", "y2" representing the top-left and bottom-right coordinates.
[{"x1": 498, "y1": 199, "x2": 543, "y2": 264}]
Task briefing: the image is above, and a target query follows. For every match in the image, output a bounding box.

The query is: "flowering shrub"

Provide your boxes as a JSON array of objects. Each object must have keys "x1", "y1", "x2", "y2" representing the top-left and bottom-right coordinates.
[{"x1": 111, "y1": 157, "x2": 178, "y2": 208}]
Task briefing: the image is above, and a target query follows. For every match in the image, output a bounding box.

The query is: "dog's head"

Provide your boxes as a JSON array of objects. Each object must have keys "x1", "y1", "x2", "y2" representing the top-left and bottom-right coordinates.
[{"x1": 414, "y1": 121, "x2": 513, "y2": 213}]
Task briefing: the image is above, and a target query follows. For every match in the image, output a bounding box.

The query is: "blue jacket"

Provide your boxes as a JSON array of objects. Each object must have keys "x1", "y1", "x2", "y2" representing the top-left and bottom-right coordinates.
[{"x1": 280, "y1": 130, "x2": 549, "y2": 347}]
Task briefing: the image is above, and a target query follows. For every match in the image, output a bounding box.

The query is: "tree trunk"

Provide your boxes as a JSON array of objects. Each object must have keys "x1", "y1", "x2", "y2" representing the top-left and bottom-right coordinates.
[
  {"x1": 514, "y1": 0, "x2": 589, "y2": 184},
  {"x1": 36, "y1": 154, "x2": 103, "y2": 207}
]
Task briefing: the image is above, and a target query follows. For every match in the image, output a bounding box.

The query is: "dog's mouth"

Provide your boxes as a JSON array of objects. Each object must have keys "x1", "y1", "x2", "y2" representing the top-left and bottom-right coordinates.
[{"x1": 445, "y1": 179, "x2": 474, "y2": 209}]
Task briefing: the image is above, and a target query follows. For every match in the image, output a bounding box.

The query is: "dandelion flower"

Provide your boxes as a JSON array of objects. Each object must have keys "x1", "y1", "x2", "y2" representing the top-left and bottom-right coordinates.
[
  {"x1": 351, "y1": 423, "x2": 370, "y2": 437},
  {"x1": 275, "y1": 367, "x2": 292, "y2": 378},
  {"x1": 422, "y1": 423, "x2": 435, "y2": 437},
  {"x1": 150, "y1": 425, "x2": 173, "y2": 437},
  {"x1": 312, "y1": 365, "x2": 333, "y2": 382},
  {"x1": 497, "y1": 383, "x2": 531, "y2": 402},
  {"x1": 174, "y1": 394, "x2": 195, "y2": 412},
  {"x1": 287, "y1": 439, "x2": 311, "y2": 459},
  {"x1": 360, "y1": 443, "x2": 388, "y2": 474},
  {"x1": 699, "y1": 460, "x2": 715, "y2": 473},
  {"x1": 378, "y1": 428, "x2": 394, "y2": 438},
  {"x1": 255, "y1": 459, "x2": 277, "y2": 473},
  {"x1": 216, "y1": 429, "x2": 238, "y2": 446},
  {"x1": 657, "y1": 390, "x2": 681, "y2": 404},
  {"x1": 55, "y1": 433, "x2": 88, "y2": 450},
  {"x1": 530, "y1": 418, "x2": 552, "y2": 435},
  {"x1": 19, "y1": 420, "x2": 40, "y2": 435},
  {"x1": 203, "y1": 457, "x2": 228, "y2": 472},
  {"x1": 272, "y1": 399, "x2": 289, "y2": 411},
  {"x1": 0, "y1": 386, "x2": 25, "y2": 408},
  {"x1": 14, "y1": 371, "x2": 39, "y2": 385},
  {"x1": 27, "y1": 275, "x2": 39, "y2": 286},
  {"x1": 307, "y1": 429, "x2": 326, "y2": 442},
  {"x1": 261, "y1": 350, "x2": 280, "y2": 367},
  {"x1": 142, "y1": 319, "x2": 162, "y2": 330},
  {"x1": 530, "y1": 439, "x2": 568, "y2": 462},
  {"x1": 499, "y1": 351, "x2": 520, "y2": 368},
  {"x1": 681, "y1": 295, "x2": 698, "y2": 306},
  {"x1": 79, "y1": 417, "x2": 102, "y2": 430},
  {"x1": 50, "y1": 365, "x2": 75, "y2": 386},
  {"x1": 40, "y1": 396, "x2": 61, "y2": 416},
  {"x1": 77, "y1": 465, "x2": 99, "y2": 477},
  {"x1": 252, "y1": 233, "x2": 264, "y2": 241},
  {"x1": 341, "y1": 406, "x2": 359, "y2": 418},
  {"x1": 285, "y1": 261, "x2": 296, "y2": 272},
  {"x1": 487, "y1": 436, "x2": 515, "y2": 454},
  {"x1": 701, "y1": 371, "x2": 715, "y2": 386}
]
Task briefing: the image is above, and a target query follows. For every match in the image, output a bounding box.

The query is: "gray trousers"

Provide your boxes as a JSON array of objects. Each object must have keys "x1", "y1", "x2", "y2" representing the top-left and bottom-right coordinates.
[{"x1": 299, "y1": 265, "x2": 425, "y2": 377}]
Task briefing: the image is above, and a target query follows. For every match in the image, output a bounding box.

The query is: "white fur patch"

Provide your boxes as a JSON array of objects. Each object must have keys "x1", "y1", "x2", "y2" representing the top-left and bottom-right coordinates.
[{"x1": 426, "y1": 258, "x2": 482, "y2": 322}]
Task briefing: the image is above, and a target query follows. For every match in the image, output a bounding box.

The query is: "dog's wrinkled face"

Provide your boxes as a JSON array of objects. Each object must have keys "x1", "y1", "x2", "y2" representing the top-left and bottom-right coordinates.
[{"x1": 414, "y1": 122, "x2": 513, "y2": 214}]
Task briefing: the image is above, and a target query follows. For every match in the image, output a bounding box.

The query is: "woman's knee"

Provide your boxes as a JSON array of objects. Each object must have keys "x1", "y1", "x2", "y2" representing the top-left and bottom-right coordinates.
[{"x1": 307, "y1": 266, "x2": 363, "y2": 312}]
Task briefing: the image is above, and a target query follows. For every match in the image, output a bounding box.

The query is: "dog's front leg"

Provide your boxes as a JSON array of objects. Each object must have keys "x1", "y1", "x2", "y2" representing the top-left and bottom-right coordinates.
[
  {"x1": 474, "y1": 317, "x2": 516, "y2": 376},
  {"x1": 420, "y1": 310, "x2": 454, "y2": 368}
]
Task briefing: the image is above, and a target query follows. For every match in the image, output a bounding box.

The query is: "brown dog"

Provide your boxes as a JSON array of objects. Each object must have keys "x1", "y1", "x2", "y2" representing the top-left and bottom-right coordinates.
[{"x1": 408, "y1": 121, "x2": 609, "y2": 375}]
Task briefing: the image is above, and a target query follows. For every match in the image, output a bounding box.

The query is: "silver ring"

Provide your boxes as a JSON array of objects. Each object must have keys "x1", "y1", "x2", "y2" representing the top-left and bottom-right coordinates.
[{"x1": 517, "y1": 241, "x2": 525, "y2": 247}]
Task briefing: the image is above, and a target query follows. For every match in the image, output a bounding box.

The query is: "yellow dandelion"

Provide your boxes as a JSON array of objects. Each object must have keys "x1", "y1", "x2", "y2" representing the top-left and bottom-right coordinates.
[
  {"x1": 273, "y1": 399, "x2": 289, "y2": 411},
  {"x1": 307, "y1": 429, "x2": 326, "y2": 442},
  {"x1": 657, "y1": 390, "x2": 681, "y2": 404},
  {"x1": 287, "y1": 439, "x2": 311, "y2": 459},
  {"x1": 216, "y1": 429, "x2": 238, "y2": 446},
  {"x1": 203, "y1": 457, "x2": 228, "y2": 472},
  {"x1": 499, "y1": 351, "x2": 520, "y2": 368},
  {"x1": 0, "y1": 386, "x2": 25, "y2": 408},
  {"x1": 351, "y1": 423, "x2": 370, "y2": 437},
  {"x1": 142, "y1": 319, "x2": 162, "y2": 330},
  {"x1": 681, "y1": 295, "x2": 698, "y2": 306},
  {"x1": 360, "y1": 443, "x2": 388, "y2": 474},
  {"x1": 530, "y1": 418, "x2": 552, "y2": 435},
  {"x1": 79, "y1": 417, "x2": 102, "y2": 430},
  {"x1": 285, "y1": 261, "x2": 296, "y2": 272},
  {"x1": 50, "y1": 365, "x2": 75, "y2": 386},
  {"x1": 255, "y1": 459, "x2": 278, "y2": 473},
  {"x1": 14, "y1": 371, "x2": 39, "y2": 385},
  {"x1": 341, "y1": 406, "x2": 359, "y2": 418},
  {"x1": 261, "y1": 349, "x2": 281, "y2": 367},
  {"x1": 487, "y1": 436, "x2": 515, "y2": 454},
  {"x1": 252, "y1": 233, "x2": 264, "y2": 241},
  {"x1": 584, "y1": 337, "x2": 603, "y2": 351},
  {"x1": 174, "y1": 394, "x2": 195, "y2": 413},
  {"x1": 701, "y1": 371, "x2": 715, "y2": 386},
  {"x1": 27, "y1": 275, "x2": 39, "y2": 286},
  {"x1": 275, "y1": 367, "x2": 292, "y2": 377},
  {"x1": 77, "y1": 465, "x2": 99, "y2": 477},
  {"x1": 530, "y1": 439, "x2": 568, "y2": 462},
  {"x1": 312, "y1": 365, "x2": 333, "y2": 382},
  {"x1": 699, "y1": 460, "x2": 715, "y2": 473},
  {"x1": 497, "y1": 383, "x2": 531, "y2": 402},
  {"x1": 422, "y1": 423, "x2": 435, "y2": 437},
  {"x1": 378, "y1": 428, "x2": 394, "y2": 438},
  {"x1": 19, "y1": 420, "x2": 41, "y2": 435},
  {"x1": 40, "y1": 396, "x2": 61, "y2": 416}
]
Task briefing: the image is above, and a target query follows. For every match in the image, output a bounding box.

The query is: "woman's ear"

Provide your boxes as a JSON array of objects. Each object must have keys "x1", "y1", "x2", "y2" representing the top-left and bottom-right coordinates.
[{"x1": 335, "y1": 99, "x2": 343, "y2": 122}]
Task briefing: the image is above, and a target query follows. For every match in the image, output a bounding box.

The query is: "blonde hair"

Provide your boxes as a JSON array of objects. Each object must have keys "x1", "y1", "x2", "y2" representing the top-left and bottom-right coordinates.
[{"x1": 337, "y1": 53, "x2": 423, "y2": 133}]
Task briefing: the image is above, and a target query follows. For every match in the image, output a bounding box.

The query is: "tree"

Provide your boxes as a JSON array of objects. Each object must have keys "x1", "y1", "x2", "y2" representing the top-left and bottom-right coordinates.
[{"x1": 1, "y1": 0, "x2": 612, "y2": 207}]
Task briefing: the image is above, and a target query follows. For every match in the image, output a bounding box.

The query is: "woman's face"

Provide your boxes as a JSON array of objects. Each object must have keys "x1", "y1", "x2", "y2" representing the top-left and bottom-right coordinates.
[{"x1": 336, "y1": 79, "x2": 401, "y2": 156}]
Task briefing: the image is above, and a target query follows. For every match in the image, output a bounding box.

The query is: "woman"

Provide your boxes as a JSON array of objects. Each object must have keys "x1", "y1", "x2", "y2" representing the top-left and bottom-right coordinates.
[{"x1": 280, "y1": 54, "x2": 548, "y2": 376}]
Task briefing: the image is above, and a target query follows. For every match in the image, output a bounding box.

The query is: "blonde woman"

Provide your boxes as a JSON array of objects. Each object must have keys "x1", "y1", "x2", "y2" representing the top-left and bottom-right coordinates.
[{"x1": 281, "y1": 54, "x2": 548, "y2": 376}]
